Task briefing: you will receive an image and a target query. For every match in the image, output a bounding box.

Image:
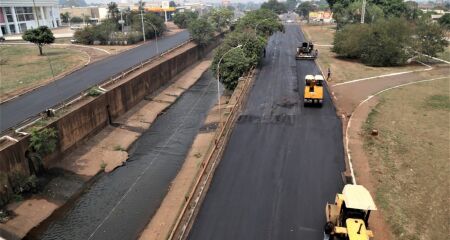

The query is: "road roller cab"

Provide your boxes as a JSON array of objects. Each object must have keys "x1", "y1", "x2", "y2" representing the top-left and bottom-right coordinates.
[
  {"x1": 304, "y1": 74, "x2": 324, "y2": 107},
  {"x1": 324, "y1": 184, "x2": 377, "y2": 240}
]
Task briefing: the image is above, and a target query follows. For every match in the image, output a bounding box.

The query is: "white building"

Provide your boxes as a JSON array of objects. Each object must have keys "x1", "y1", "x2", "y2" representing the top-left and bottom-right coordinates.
[{"x1": 0, "y1": 0, "x2": 60, "y2": 37}]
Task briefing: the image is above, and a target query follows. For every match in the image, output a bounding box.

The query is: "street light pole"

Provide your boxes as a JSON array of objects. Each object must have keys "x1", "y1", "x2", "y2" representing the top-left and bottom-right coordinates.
[
  {"x1": 216, "y1": 44, "x2": 242, "y2": 125},
  {"x1": 148, "y1": 22, "x2": 159, "y2": 54},
  {"x1": 361, "y1": 0, "x2": 367, "y2": 24},
  {"x1": 140, "y1": 5, "x2": 146, "y2": 42}
]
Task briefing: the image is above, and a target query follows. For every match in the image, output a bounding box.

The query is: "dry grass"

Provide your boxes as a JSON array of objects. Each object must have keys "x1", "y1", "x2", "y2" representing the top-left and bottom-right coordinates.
[
  {"x1": 363, "y1": 78, "x2": 450, "y2": 240},
  {"x1": 0, "y1": 45, "x2": 88, "y2": 98},
  {"x1": 437, "y1": 46, "x2": 450, "y2": 62},
  {"x1": 301, "y1": 24, "x2": 426, "y2": 83}
]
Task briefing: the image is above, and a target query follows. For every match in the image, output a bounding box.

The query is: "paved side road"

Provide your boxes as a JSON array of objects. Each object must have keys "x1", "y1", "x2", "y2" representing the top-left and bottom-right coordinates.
[
  {"x1": 0, "y1": 31, "x2": 190, "y2": 132},
  {"x1": 188, "y1": 24, "x2": 345, "y2": 240}
]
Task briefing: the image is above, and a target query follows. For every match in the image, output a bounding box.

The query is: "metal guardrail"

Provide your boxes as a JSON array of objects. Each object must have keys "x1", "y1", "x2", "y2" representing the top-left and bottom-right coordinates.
[
  {"x1": 1, "y1": 38, "x2": 193, "y2": 138},
  {"x1": 168, "y1": 68, "x2": 256, "y2": 240}
]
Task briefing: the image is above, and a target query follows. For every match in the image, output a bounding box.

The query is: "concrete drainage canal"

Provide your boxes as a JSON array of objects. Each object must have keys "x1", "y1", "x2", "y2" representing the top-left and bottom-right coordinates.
[{"x1": 27, "y1": 71, "x2": 219, "y2": 240}]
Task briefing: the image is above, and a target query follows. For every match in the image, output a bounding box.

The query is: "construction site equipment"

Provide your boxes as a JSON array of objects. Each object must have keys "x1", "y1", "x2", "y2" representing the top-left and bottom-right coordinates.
[
  {"x1": 296, "y1": 41, "x2": 317, "y2": 60},
  {"x1": 324, "y1": 184, "x2": 377, "y2": 240},
  {"x1": 304, "y1": 75, "x2": 324, "y2": 107}
]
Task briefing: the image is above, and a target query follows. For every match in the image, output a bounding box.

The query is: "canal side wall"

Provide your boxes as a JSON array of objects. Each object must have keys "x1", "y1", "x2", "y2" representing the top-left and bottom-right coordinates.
[{"x1": 0, "y1": 37, "x2": 221, "y2": 200}]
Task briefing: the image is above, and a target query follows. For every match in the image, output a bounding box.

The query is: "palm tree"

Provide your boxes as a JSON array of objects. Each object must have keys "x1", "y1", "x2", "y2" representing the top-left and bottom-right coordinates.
[
  {"x1": 138, "y1": 0, "x2": 145, "y2": 12},
  {"x1": 107, "y1": 2, "x2": 119, "y2": 19}
]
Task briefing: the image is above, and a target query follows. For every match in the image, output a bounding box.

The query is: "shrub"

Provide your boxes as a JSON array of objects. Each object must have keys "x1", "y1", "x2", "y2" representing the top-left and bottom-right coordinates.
[
  {"x1": 87, "y1": 86, "x2": 103, "y2": 97},
  {"x1": 29, "y1": 127, "x2": 58, "y2": 155},
  {"x1": 74, "y1": 26, "x2": 96, "y2": 44},
  {"x1": 333, "y1": 17, "x2": 413, "y2": 66},
  {"x1": 333, "y1": 23, "x2": 371, "y2": 59},
  {"x1": 9, "y1": 172, "x2": 38, "y2": 195}
]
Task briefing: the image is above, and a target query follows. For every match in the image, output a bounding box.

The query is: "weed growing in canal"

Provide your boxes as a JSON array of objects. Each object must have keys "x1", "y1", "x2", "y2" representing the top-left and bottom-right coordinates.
[
  {"x1": 87, "y1": 86, "x2": 103, "y2": 97},
  {"x1": 113, "y1": 145, "x2": 125, "y2": 151},
  {"x1": 100, "y1": 162, "x2": 107, "y2": 171},
  {"x1": 29, "y1": 127, "x2": 58, "y2": 156}
]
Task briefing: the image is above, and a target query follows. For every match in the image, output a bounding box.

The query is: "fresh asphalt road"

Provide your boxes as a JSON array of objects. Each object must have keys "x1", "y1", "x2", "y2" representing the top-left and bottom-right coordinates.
[
  {"x1": 189, "y1": 24, "x2": 345, "y2": 239},
  {"x1": 0, "y1": 30, "x2": 190, "y2": 133}
]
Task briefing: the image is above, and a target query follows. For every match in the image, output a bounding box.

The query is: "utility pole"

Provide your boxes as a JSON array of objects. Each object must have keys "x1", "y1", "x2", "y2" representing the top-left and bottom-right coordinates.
[
  {"x1": 361, "y1": 0, "x2": 366, "y2": 24},
  {"x1": 32, "y1": 0, "x2": 40, "y2": 27}
]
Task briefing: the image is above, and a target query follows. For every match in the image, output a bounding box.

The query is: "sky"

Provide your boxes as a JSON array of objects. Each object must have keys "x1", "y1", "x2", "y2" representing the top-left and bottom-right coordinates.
[{"x1": 85, "y1": 0, "x2": 267, "y2": 3}]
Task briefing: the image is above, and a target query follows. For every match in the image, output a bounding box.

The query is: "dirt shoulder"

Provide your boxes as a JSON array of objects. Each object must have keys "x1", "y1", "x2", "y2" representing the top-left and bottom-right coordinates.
[{"x1": 0, "y1": 59, "x2": 212, "y2": 240}]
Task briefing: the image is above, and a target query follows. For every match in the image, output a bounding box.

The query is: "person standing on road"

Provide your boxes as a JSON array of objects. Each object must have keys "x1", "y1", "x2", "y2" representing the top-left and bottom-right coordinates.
[
  {"x1": 263, "y1": 47, "x2": 266, "y2": 57},
  {"x1": 327, "y1": 67, "x2": 331, "y2": 80}
]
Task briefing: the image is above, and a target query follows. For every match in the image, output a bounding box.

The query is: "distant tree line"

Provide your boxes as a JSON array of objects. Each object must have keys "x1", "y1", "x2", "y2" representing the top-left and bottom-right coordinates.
[{"x1": 73, "y1": 2, "x2": 165, "y2": 45}]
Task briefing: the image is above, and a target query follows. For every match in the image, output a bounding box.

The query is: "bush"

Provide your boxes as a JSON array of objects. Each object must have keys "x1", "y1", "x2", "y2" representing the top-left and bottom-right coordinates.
[
  {"x1": 414, "y1": 19, "x2": 449, "y2": 57},
  {"x1": 9, "y1": 172, "x2": 38, "y2": 196},
  {"x1": 360, "y1": 18, "x2": 412, "y2": 66},
  {"x1": 74, "y1": 26, "x2": 95, "y2": 44},
  {"x1": 333, "y1": 24, "x2": 371, "y2": 59},
  {"x1": 87, "y1": 86, "x2": 103, "y2": 96},
  {"x1": 29, "y1": 127, "x2": 58, "y2": 156},
  {"x1": 333, "y1": 17, "x2": 413, "y2": 66}
]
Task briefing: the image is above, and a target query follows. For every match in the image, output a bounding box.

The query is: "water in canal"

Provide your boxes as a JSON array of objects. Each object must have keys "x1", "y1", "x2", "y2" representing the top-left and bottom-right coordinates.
[{"x1": 33, "y1": 71, "x2": 218, "y2": 240}]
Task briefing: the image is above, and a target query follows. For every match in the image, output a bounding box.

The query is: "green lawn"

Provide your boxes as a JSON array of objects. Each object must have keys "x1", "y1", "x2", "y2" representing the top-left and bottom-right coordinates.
[{"x1": 0, "y1": 45, "x2": 88, "y2": 100}]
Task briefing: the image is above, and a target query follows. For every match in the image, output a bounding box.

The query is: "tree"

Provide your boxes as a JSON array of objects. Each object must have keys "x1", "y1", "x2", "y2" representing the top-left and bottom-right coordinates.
[
  {"x1": 22, "y1": 26, "x2": 55, "y2": 55},
  {"x1": 333, "y1": 23, "x2": 371, "y2": 58},
  {"x1": 60, "y1": 12, "x2": 70, "y2": 23},
  {"x1": 438, "y1": 13, "x2": 450, "y2": 30},
  {"x1": 296, "y1": 2, "x2": 317, "y2": 21},
  {"x1": 74, "y1": 26, "x2": 96, "y2": 44},
  {"x1": 235, "y1": 9, "x2": 282, "y2": 37},
  {"x1": 173, "y1": 11, "x2": 198, "y2": 29},
  {"x1": 107, "y1": 1, "x2": 119, "y2": 19},
  {"x1": 207, "y1": 8, "x2": 234, "y2": 32},
  {"x1": 132, "y1": 13, "x2": 166, "y2": 40},
  {"x1": 360, "y1": 18, "x2": 412, "y2": 66},
  {"x1": 216, "y1": 48, "x2": 251, "y2": 90},
  {"x1": 415, "y1": 19, "x2": 448, "y2": 57},
  {"x1": 261, "y1": 0, "x2": 287, "y2": 14},
  {"x1": 70, "y1": 16, "x2": 83, "y2": 24},
  {"x1": 188, "y1": 18, "x2": 215, "y2": 45},
  {"x1": 286, "y1": 0, "x2": 298, "y2": 11},
  {"x1": 333, "y1": 18, "x2": 413, "y2": 66}
]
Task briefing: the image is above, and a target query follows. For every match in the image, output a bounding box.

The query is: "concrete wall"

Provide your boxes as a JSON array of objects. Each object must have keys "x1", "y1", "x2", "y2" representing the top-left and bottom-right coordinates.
[{"x1": 0, "y1": 37, "x2": 221, "y2": 200}]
